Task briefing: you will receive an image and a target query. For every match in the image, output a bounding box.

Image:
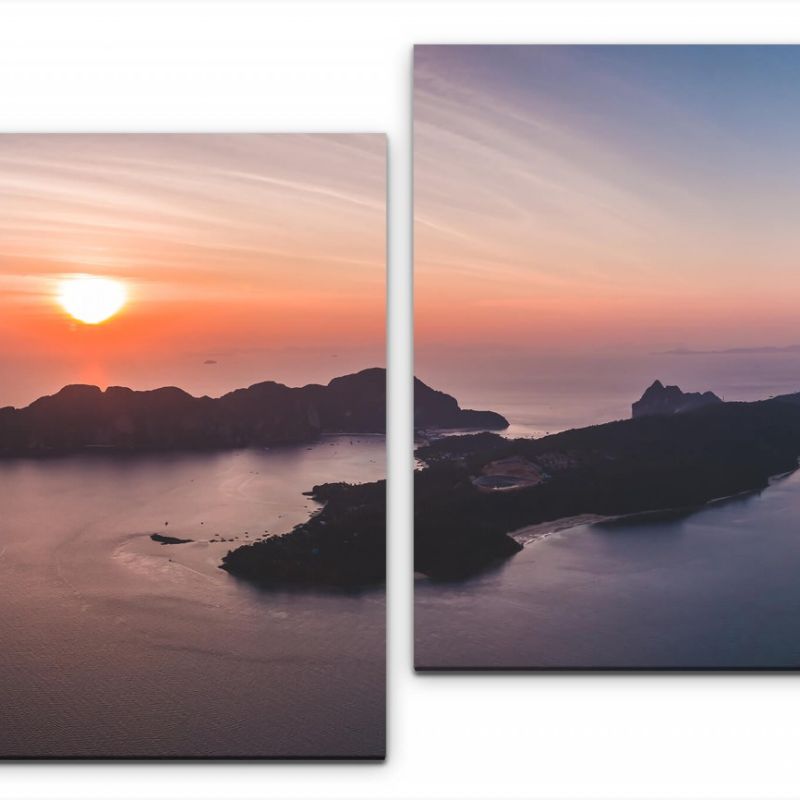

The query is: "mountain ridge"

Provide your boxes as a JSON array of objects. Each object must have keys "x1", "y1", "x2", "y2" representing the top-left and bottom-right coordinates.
[{"x1": 0, "y1": 368, "x2": 506, "y2": 455}]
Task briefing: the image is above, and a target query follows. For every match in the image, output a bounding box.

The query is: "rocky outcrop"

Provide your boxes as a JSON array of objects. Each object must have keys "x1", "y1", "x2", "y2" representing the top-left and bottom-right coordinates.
[{"x1": 632, "y1": 380, "x2": 722, "y2": 419}]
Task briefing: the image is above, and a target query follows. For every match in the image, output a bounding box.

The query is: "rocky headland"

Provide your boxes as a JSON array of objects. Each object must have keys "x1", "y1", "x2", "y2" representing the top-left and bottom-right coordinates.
[
  {"x1": 632, "y1": 379, "x2": 722, "y2": 418},
  {"x1": 220, "y1": 480, "x2": 386, "y2": 588}
]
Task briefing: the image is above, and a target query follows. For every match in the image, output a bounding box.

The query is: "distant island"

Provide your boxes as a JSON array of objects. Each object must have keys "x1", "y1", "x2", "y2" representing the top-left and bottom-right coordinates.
[
  {"x1": 0, "y1": 368, "x2": 503, "y2": 456},
  {"x1": 224, "y1": 380, "x2": 800, "y2": 588}
]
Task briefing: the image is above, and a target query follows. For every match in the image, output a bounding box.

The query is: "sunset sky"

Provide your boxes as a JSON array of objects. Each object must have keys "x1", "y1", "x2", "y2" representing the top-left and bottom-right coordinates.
[
  {"x1": 1, "y1": 134, "x2": 385, "y2": 408},
  {"x1": 415, "y1": 46, "x2": 800, "y2": 370}
]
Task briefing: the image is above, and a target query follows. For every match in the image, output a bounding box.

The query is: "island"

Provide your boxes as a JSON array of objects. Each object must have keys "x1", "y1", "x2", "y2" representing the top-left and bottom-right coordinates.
[{"x1": 0, "y1": 368, "x2": 502, "y2": 456}]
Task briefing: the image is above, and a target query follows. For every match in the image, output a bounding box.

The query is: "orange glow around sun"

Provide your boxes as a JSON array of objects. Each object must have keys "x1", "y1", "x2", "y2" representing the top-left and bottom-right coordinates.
[
  {"x1": 57, "y1": 276, "x2": 128, "y2": 325},
  {"x1": 0, "y1": 134, "x2": 386, "y2": 409}
]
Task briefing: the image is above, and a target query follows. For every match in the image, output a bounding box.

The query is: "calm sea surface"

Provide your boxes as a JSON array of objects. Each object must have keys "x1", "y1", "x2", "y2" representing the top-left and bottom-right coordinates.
[
  {"x1": 416, "y1": 351, "x2": 800, "y2": 668},
  {"x1": 0, "y1": 436, "x2": 384, "y2": 757}
]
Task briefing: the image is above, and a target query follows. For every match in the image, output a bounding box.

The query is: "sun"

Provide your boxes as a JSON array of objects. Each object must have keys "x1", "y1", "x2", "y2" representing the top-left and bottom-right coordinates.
[{"x1": 57, "y1": 275, "x2": 128, "y2": 324}]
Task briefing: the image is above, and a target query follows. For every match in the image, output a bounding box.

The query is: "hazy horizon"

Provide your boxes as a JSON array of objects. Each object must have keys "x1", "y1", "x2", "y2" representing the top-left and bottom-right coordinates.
[
  {"x1": 415, "y1": 45, "x2": 800, "y2": 385},
  {"x1": 1, "y1": 134, "x2": 385, "y2": 408}
]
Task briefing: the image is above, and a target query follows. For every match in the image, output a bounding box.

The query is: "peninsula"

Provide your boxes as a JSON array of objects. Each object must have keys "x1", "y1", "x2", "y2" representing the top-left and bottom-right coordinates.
[{"x1": 221, "y1": 480, "x2": 386, "y2": 588}]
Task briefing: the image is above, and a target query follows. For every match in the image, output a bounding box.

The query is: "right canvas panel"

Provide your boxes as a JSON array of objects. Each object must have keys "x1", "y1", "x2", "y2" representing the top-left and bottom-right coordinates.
[{"x1": 414, "y1": 44, "x2": 800, "y2": 669}]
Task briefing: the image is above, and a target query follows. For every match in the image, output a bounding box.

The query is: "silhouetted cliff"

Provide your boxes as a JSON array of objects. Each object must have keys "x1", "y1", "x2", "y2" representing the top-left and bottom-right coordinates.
[{"x1": 414, "y1": 378, "x2": 508, "y2": 430}]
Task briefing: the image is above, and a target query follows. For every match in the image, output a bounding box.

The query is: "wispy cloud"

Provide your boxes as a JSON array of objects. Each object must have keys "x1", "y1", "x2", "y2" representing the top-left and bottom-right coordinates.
[
  {"x1": 0, "y1": 134, "x2": 386, "y2": 406},
  {"x1": 414, "y1": 45, "x2": 800, "y2": 351}
]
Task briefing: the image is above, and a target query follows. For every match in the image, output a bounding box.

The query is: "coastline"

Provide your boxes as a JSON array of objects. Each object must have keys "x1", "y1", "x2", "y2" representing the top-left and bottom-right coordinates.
[
  {"x1": 507, "y1": 464, "x2": 800, "y2": 550},
  {"x1": 101, "y1": 435, "x2": 387, "y2": 589},
  {"x1": 509, "y1": 514, "x2": 611, "y2": 545}
]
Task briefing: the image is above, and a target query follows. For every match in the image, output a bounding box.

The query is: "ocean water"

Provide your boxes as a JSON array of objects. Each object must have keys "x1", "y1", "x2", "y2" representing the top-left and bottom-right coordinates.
[{"x1": 0, "y1": 436, "x2": 384, "y2": 758}]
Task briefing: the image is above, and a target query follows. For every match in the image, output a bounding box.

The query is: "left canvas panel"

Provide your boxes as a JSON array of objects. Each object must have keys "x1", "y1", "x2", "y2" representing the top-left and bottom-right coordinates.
[{"x1": 0, "y1": 133, "x2": 386, "y2": 758}]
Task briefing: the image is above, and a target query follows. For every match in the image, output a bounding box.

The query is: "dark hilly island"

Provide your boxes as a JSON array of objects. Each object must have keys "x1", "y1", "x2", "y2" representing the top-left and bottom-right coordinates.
[{"x1": 0, "y1": 368, "x2": 501, "y2": 456}]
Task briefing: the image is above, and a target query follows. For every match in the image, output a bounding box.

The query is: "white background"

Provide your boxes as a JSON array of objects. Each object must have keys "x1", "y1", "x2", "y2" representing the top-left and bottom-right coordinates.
[{"x1": 3, "y1": 2, "x2": 800, "y2": 798}]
